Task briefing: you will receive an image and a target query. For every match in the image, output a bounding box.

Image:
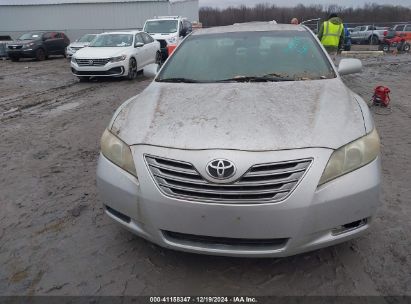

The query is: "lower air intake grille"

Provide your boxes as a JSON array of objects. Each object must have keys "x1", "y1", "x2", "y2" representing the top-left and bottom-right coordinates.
[
  {"x1": 163, "y1": 230, "x2": 288, "y2": 249},
  {"x1": 145, "y1": 155, "x2": 312, "y2": 203}
]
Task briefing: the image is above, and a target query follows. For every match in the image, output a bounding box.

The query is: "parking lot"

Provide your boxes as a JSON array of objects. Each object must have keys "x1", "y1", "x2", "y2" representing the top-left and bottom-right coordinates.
[{"x1": 1, "y1": 54, "x2": 411, "y2": 296}]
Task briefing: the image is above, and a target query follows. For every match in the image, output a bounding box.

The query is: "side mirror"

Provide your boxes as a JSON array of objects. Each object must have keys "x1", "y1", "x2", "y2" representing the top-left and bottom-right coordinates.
[
  {"x1": 143, "y1": 64, "x2": 160, "y2": 78},
  {"x1": 338, "y1": 58, "x2": 362, "y2": 76},
  {"x1": 135, "y1": 42, "x2": 144, "y2": 48}
]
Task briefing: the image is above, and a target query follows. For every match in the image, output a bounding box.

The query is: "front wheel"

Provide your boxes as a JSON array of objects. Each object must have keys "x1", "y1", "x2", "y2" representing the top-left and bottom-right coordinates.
[
  {"x1": 380, "y1": 44, "x2": 390, "y2": 52},
  {"x1": 126, "y1": 58, "x2": 138, "y2": 80},
  {"x1": 35, "y1": 48, "x2": 46, "y2": 61},
  {"x1": 402, "y1": 43, "x2": 410, "y2": 53}
]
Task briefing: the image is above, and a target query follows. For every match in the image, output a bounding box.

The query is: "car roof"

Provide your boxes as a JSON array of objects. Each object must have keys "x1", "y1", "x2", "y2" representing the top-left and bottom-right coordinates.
[{"x1": 191, "y1": 22, "x2": 308, "y2": 36}]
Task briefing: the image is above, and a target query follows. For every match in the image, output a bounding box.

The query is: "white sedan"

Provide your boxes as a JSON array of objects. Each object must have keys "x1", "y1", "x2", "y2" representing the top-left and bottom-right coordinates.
[{"x1": 71, "y1": 31, "x2": 161, "y2": 81}]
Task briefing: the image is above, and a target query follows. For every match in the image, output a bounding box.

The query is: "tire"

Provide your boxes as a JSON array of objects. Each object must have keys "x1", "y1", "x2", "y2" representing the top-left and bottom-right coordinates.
[
  {"x1": 381, "y1": 44, "x2": 390, "y2": 52},
  {"x1": 35, "y1": 48, "x2": 46, "y2": 61},
  {"x1": 402, "y1": 43, "x2": 410, "y2": 53},
  {"x1": 369, "y1": 35, "x2": 379, "y2": 45},
  {"x1": 155, "y1": 51, "x2": 163, "y2": 66},
  {"x1": 10, "y1": 56, "x2": 19, "y2": 62},
  {"x1": 126, "y1": 57, "x2": 138, "y2": 80},
  {"x1": 78, "y1": 76, "x2": 90, "y2": 82}
]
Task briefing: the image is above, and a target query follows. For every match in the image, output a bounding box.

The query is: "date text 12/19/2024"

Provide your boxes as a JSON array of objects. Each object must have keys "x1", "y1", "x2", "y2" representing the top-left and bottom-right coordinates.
[{"x1": 150, "y1": 297, "x2": 258, "y2": 303}]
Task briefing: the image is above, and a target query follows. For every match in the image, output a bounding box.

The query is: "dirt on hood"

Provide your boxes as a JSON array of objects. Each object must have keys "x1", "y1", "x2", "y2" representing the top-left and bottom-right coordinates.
[{"x1": 111, "y1": 78, "x2": 365, "y2": 151}]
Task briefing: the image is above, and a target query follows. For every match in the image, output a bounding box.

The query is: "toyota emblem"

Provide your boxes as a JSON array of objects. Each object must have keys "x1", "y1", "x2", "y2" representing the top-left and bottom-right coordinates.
[
  {"x1": 206, "y1": 159, "x2": 236, "y2": 180},
  {"x1": 88, "y1": 59, "x2": 94, "y2": 65}
]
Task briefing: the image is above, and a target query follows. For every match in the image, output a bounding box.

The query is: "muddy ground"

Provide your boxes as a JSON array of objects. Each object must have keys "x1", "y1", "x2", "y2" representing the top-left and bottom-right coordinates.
[{"x1": 0, "y1": 54, "x2": 410, "y2": 296}]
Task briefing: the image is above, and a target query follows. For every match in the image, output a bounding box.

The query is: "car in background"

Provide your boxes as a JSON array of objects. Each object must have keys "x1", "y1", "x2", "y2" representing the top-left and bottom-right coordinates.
[
  {"x1": 143, "y1": 16, "x2": 192, "y2": 60},
  {"x1": 0, "y1": 35, "x2": 13, "y2": 58},
  {"x1": 7, "y1": 31, "x2": 70, "y2": 61},
  {"x1": 350, "y1": 25, "x2": 387, "y2": 45},
  {"x1": 96, "y1": 23, "x2": 381, "y2": 257},
  {"x1": 380, "y1": 24, "x2": 411, "y2": 52},
  {"x1": 71, "y1": 31, "x2": 161, "y2": 82},
  {"x1": 390, "y1": 24, "x2": 411, "y2": 36},
  {"x1": 66, "y1": 34, "x2": 97, "y2": 58}
]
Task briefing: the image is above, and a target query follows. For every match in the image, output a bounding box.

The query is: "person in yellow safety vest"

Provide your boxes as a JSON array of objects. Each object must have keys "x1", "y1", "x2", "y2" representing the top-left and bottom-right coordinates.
[{"x1": 318, "y1": 13, "x2": 345, "y2": 54}]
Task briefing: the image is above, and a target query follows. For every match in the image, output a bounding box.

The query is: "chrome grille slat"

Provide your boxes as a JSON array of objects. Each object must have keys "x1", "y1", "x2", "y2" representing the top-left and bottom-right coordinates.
[
  {"x1": 155, "y1": 172, "x2": 300, "y2": 188},
  {"x1": 149, "y1": 163, "x2": 199, "y2": 176},
  {"x1": 244, "y1": 168, "x2": 306, "y2": 177},
  {"x1": 145, "y1": 155, "x2": 312, "y2": 203},
  {"x1": 158, "y1": 182, "x2": 293, "y2": 195}
]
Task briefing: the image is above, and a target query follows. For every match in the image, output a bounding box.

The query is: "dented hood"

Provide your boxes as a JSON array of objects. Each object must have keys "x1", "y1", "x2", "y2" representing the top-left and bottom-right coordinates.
[{"x1": 111, "y1": 79, "x2": 365, "y2": 151}]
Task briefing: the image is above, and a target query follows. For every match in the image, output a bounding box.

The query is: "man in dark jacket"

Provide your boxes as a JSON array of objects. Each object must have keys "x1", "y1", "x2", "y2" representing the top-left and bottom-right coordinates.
[{"x1": 318, "y1": 13, "x2": 345, "y2": 54}]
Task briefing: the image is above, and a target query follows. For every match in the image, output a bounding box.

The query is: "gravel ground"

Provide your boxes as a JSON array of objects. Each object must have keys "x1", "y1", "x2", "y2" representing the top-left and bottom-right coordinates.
[{"x1": 0, "y1": 54, "x2": 410, "y2": 296}]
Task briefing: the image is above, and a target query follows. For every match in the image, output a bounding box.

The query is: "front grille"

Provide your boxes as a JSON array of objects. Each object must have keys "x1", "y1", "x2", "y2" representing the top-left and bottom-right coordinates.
[
  {"x1": 163, "y1": 230, "x2": 288, "y2": 249},
  {"x1": 145, "y1": 155, "x2": 312, "y2": 203},
  {"x1": 75, "y1": 58, "x2": 110, "y2": 66},
  {"x1": 8, "y1": 45, "x2": 22, "y2": 50},
  {"x1": 157, "y1": 39, "x2": 167, "y2": 49}
]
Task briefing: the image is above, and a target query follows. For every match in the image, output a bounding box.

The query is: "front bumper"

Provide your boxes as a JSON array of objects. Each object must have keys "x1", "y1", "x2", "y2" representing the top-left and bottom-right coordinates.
[
  {"x1": 97, "y1": 146, "x2": 381, "y2": 257},
  {"x1": 7, "y1": 48, "x2": 36, "y2": 58},
  {"x1": 71, "y1": 60, "x2": 127, "y2": 77}
]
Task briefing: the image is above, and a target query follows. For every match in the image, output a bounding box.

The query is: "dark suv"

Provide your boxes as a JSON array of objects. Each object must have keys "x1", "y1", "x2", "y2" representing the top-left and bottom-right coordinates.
[{"x1": 7, "y1": 31, "x2": 70, "y2": 61}]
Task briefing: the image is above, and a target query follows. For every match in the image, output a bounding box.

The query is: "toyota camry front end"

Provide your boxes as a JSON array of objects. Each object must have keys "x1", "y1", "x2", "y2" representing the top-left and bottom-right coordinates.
[{"x1": 96, "y1": 23, "x2": 381, "y2": 257}]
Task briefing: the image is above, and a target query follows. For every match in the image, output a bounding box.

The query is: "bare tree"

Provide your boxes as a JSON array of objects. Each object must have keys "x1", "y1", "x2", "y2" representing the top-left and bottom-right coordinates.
[{"x1": 199, "y1": 3, "x2": 411, "y2": 27}]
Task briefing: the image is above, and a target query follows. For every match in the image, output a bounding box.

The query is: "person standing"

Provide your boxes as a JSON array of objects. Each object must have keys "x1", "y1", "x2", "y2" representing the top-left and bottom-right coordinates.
[
  {"x1": 318, "y1": 13, "x2": 345, "y2": 55},
  {"x1": 291, "y1": 18, "x2": 299, "y2": 25}
]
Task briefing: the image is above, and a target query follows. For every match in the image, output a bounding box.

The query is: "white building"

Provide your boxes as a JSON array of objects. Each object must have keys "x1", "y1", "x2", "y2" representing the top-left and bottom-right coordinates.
[{"x1": 0, "y1": 0, "x2": 199, "y2": 40}]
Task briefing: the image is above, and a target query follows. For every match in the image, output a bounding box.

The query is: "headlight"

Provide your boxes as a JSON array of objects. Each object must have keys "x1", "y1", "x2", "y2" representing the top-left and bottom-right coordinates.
[
  {"x1": 101, "y1": 129, "x2": 137, "y2": 177},
  {"x1": 318, "y1": 128, "x2": 380, "y2": 186},
  {"x1": 23, "y1": 42, "x2": 35, "y2": 48},
  {"x1": 71, "y1": 56, "x2": 76, "y2": 63},
  {"x1": 110, "y1": 55, "x2": 127, "y2": 62},
  {"x1": 166, "y1": 37, "x2": 177, "y2": 44}
]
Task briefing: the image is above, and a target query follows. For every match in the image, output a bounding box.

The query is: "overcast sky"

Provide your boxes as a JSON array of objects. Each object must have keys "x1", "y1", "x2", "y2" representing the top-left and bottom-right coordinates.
[{"x1": 199, "y1": 0, "x2": 411, "y2": 8}]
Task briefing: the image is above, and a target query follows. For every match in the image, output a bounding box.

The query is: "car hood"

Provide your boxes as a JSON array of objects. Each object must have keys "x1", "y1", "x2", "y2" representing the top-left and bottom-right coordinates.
[
  {"x1": 69, "y1": 41, "x2": 90, "y2": 48},
  {"x1": 74, "y1": 47, "x2": 128, "y2": 58},
  {"x1": 111, "y1": 79, "x2": 366, "y2": 151}
]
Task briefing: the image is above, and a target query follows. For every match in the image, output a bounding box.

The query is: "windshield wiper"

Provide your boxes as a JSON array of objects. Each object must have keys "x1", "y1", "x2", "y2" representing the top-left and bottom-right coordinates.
[
  {"x1": 216, "y1": 74, "x2": 295, "y2": 83},
  {"x1": 156, "y1": 78, "x2": 200, "y2": 83}
]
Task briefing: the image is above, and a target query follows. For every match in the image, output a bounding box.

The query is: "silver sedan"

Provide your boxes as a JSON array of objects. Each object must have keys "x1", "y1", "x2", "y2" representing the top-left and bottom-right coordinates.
[{"x1": 97, "y1": 23, "x2": 381, "y2": 257}]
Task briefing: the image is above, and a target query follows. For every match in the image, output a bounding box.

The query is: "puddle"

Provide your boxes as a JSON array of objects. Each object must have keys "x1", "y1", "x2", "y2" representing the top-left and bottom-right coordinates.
[{"x1": 44, "y1": 102, "x2": 81, "y2": 116}]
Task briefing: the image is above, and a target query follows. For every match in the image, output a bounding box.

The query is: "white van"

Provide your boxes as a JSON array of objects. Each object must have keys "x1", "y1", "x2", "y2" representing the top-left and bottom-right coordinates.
[{"x1": 143, "y1": 16, "x2": 192, "y2": 60}]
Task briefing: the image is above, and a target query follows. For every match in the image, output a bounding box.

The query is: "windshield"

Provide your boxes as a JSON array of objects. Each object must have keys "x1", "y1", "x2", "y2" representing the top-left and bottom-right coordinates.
[
  {"x1": 144, "y1": 20, "x2": 178, "y2": 34},
  {"x1": 78, "y1": 34, "x2": 96, "y2": 43},
  {"x1": 157, "y1": 31, "x2": 335, "y2": 83},
  {"x1": 18, "y1": 32, "x2": 43, "y2": 40},
  {"x1": 89, "y1": 34, "x2": 133, "y2": 47}
]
